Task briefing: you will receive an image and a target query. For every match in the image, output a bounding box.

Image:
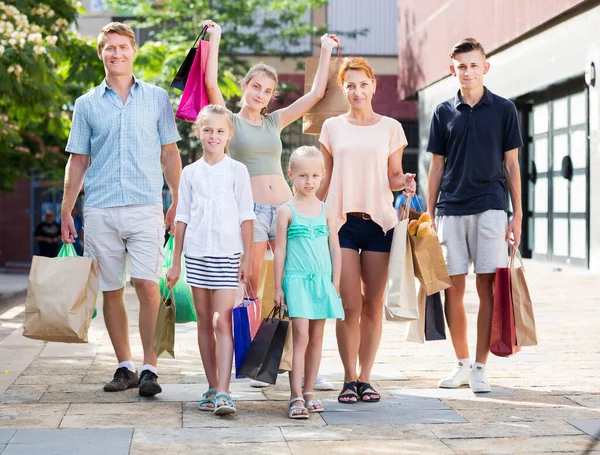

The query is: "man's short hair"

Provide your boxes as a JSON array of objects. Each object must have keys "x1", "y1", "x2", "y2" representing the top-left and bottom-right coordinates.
[
  {"x1": 449, "y1": 38, "x2": 486, "y2": 59},
  {"x1": 97, "y1": 22, "x2": 136, "y2": 52}
]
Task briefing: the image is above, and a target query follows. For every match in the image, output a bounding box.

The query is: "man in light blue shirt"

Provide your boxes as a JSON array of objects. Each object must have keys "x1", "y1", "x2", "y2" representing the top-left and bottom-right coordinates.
[{"x1": 60, "y1": 22, "x2": 182, "y2": 397}]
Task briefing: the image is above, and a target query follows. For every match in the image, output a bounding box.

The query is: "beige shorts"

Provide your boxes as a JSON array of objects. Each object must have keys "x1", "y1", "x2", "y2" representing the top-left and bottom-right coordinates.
[
  {"x1": 83, "y1": 203, "x2": 164, "y2": 291},
  {"x1": 436, "y1": 209, "x2": 509, "y2": 276}
]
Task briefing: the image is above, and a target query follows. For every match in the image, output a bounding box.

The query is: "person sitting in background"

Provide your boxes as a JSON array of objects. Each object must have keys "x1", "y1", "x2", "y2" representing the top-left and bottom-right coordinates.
[{"x1": 34, "y1": 210, "x2": 61, "y2": 258}]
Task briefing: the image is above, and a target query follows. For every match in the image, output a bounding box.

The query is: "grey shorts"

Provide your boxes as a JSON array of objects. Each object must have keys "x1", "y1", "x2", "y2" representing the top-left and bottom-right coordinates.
[
  {"x1": 253, "y1": 202, "x2": 283, "y2": 243},
  {"x1": 436, "y1": 209, "x2": 509, "y2": 275}
]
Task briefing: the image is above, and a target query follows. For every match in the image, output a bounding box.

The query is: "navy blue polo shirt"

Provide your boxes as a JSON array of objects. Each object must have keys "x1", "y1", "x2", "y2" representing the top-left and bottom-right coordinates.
[{"x1": 427, "y1": 87, "x2": 523, "y2": 216}]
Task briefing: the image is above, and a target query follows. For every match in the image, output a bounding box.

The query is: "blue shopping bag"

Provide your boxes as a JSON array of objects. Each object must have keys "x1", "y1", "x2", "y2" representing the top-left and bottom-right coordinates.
[{"x1": 233, "y1": 303, "x2": 253, "y2": 379}]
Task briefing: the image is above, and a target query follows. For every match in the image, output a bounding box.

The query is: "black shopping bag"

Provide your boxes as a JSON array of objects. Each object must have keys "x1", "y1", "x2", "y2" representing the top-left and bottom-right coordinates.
[
  {"x1": 424, "y1": 292, "x2": 446, "y2": 341},
  {"x1": 170, "y1": 26, "x2": 207, "y2": 91},
  {"x1": 238, "y1": 307, "x2": 288, "y2": 384}
]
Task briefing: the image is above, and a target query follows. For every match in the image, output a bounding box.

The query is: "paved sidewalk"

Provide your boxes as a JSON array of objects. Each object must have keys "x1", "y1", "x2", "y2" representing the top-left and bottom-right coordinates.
[{"x1": 0, "y1": 260, "x2": 598, "y2": 454}]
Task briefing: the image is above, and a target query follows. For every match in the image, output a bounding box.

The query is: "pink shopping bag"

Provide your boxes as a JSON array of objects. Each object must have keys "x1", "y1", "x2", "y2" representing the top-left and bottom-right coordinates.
[{"x1": 175, "y1": 29, "x2": 210, "y2": 122}]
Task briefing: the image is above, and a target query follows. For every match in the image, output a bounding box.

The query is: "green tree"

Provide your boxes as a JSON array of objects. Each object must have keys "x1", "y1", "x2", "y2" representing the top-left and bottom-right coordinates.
[
  {"x1": 0, "y1": 0, "x2": 103, "y2": 193},
  {"x1": 113, "y1": 0, "x2": 329, "y2": 161}
]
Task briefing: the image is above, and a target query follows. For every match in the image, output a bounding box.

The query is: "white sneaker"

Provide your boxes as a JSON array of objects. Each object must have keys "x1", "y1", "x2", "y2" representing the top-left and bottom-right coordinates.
[
  {"x1": 249, "y1": 379, "x2": 270, "y2": 388},
  {"x1": 469, "y1": 365, "x2": 491, "y2": 393},
  {"x1": 314, "y1": 376, "x2": 334, "y2": 391},
  {"x1": 438, "y1": 361, "x2": 471, "y2": 388}
]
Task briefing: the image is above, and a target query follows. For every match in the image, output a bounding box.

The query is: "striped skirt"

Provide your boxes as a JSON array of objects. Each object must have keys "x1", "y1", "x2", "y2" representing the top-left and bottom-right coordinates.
[{"x1": 184, "y1": 253, "x2": 241, "y2": 289}]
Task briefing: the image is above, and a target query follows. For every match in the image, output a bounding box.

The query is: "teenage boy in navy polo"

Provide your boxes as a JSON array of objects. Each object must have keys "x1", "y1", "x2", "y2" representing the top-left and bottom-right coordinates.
[{"x1": 426, "y1": 38, "x2": 523, "y2": 392}]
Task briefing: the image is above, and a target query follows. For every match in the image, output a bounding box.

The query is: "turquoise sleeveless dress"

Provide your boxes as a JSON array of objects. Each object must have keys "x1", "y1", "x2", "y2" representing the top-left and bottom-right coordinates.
[{"x1": 282, "y1": 203, "x2": 344, "y2": 320}]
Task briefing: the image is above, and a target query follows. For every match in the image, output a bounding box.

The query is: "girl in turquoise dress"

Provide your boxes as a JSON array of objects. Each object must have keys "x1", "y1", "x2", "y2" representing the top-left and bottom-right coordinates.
[{"x1": 274, "y1": 146, "x2": 344, "y2": 419}]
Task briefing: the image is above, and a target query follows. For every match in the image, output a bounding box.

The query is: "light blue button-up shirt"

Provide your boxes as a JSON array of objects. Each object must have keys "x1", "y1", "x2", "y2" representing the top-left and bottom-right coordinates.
[{"x1": 66, "y1": 76, "x2": 181, "y2": 208}]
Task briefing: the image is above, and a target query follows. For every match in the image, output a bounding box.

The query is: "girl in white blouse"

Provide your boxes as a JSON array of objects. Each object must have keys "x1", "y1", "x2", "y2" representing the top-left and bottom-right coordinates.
[{"x1": 167, "y1": 104, "x2": 255, "y2": 416}]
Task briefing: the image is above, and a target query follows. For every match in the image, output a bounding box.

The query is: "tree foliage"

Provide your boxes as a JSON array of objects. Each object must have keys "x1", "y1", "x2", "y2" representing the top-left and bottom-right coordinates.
[{"x1": 0, "y1": 0, "x2": 104, "y2": 193}]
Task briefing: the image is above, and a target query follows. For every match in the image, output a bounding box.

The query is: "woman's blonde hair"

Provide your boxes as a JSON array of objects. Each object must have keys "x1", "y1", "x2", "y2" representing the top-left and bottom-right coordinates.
[
  {"x1": 239, "y1": 63, "x2": 279, "y2": 115},
  {"x1": 288, "y1": 146, "x2": 324, "y2": 172},
  {"x1": 194, "y1": 104, "x2": 234, "y2": 155}
]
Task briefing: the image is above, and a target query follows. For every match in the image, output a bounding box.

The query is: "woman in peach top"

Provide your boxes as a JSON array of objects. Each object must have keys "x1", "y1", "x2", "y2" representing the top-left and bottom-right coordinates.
[{"x1": 317, "y1": 57, "x2": 416, "y2": 404}]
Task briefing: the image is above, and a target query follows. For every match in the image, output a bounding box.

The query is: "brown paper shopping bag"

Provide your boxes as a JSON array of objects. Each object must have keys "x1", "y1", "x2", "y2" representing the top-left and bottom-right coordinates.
[
  {"x1": 23, "y1": 255, "x2": 98, "y2": 343},
  {"x1": 409, "y1": 235, "x2": 452, "y2": 296},
  {"x1": 385, "y1": 215, "x2": 418, "y2": 322},
  {"x1": 153, "y1": 291, "x2": 176, "y2": 359},
  {"x1": 511, "y1": 250, "x2": 537, "y2": 346},
  {"x1": 257, "y1": 258, "x2": 276, "y2": 319},
  {"x1": 302, "y1": 48, "x2": 347, "y2": 135}
]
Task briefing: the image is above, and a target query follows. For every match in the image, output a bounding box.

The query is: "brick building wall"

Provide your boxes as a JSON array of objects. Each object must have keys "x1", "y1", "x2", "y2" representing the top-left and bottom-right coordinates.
[{"x1": 0, "y1": 180, "x2": 32, "y2": 268}]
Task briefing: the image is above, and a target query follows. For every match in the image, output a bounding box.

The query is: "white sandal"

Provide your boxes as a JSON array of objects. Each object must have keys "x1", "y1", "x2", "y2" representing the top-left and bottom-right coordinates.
[
  {"x1": 288, "y1": 397, "x2": 309, "y2": 419},
  {"x1": 303, "y1": 392, "x2": 324, "y2": 413}
]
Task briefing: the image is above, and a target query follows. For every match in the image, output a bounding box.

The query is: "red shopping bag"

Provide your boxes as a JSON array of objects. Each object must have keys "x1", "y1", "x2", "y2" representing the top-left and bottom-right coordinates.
[
  {"x1": 490, "y1": 253, "x2": 521, "y2": 357},
  {"x1": 175, "y1": 29, "x2": 210, "y2": 122}
]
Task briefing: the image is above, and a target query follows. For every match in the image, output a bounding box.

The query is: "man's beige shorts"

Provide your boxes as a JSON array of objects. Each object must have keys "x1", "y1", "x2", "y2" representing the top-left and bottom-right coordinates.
[
  {"x1": 436, "y1": 209, "x2": 509, "y2": 276},
  {"x1": 83, "y1": 203, "x2": 164, "y2": 291}
]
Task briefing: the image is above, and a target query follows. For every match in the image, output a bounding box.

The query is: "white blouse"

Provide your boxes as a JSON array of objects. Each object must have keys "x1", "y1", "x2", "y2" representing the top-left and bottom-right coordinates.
[{"x1": 175, "y1": 155, "x2": 256, "y2": 257}]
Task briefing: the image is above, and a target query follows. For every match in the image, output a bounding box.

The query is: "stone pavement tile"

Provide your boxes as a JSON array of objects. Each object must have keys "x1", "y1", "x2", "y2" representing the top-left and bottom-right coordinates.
[
  {"x1": 0, "y1": 443, "x2": 5, "y2": 452},
  {"x1": 568, "y1": 419, "x2": 600, "y2": 439},
  {"x1": 429, "y1": 420, "x2": 586, "y2": 439},
  {"x1": 288, "y1": 439, "x2": 455, "y2": 455},
  {"x1": 316, "y1": 362, "x2": 408, "y2": 381},
  {"x1": 139, "y1": 383, "x2": 266, "y2": 403},
  {"x1": 262, "y1": 386, "x2": 348, "y2": 403},
  {"x1": 568, "y1": 395, "x2": 600, "y2": 409},
  {"x1": 182, "y1": 400, "x2": 326, "y2": 428},
  {"x1": 20, "y1": 358, "x2": 92, "y2": 376},
  {"x1": 0, "y1": 346, "x2": 43, "y2": 395},
  {"x1": 130, "y1": 442, "x2": 292, "y2": 455},
  {"x1": 60, "y1": 402, "x2": 181, "y2": 429},
  {"x1": 281, "y1": 424, "x2": 437, "y2": 441},
  {"x1": 0, "y1": 385, "x2": 47, "y2": 403},
  {"x1": 132, "y1": 427, "x2": 285, "y2": 444},
  {"x1": 456, "y1": 405, "x2": 600, "y2": 423},
  {"x1": 319, "y1": 399, "x2": 466, "y2": 425},
  {"x1": 41, "y1": 384, "x2": 140, "y2": 404},
  {"x1": 389, "y1": 387, "x2": 517, "y2": 400},
  {"x1": 37, "y1": 340, "x2": 101, "y2": 358},
  {"x1": 0, "y1": 404, "x2": 68, "y2": 428},
  {"x1": 2, "y1": 429, "x2": 133, "y2": 455},
  {"x1": 15, "y1": 374, "x2": 85, "y2": 385},
  {"x1": 443, "y1": 435, "x2": 597, "y2": 454},
  {"x1": 0, "y1": 429, "x2": 15, "y2": 443}
]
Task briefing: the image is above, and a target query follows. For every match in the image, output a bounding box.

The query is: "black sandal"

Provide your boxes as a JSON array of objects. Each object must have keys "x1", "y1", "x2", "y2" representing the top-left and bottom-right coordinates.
[
  {"x1": 357, "y1": 381, "x2": 381, "y2": 402},
  {"x1": 337, "y1": 381, "x2": 358, "y2": 404}
]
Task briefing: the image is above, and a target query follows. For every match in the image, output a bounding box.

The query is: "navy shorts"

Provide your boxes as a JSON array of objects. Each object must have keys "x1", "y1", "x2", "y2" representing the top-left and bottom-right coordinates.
[{"x1": 338, "y1": 214, "x2": 394, "y2": 253}]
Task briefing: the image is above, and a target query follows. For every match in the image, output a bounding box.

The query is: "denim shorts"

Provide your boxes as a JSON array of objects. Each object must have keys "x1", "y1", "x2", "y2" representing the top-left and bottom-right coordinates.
[
  {"x1": 338, "y1": 214, "x2": 394, "y2": 253},
  {"x1": 253, "y1": 202, "x2": 283, "y2": 243}
]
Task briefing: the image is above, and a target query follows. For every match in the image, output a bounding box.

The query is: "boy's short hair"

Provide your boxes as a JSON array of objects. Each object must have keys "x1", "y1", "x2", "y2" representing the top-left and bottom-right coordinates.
[
  {"x1": 449, "y1": 38, "x2": 486, "y2": 59},
  {"x1": 97, "y1": 22, "x2": 136, "y2": 52}
]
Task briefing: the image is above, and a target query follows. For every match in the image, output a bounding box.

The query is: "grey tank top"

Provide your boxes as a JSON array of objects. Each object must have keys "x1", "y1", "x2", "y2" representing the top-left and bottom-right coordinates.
[{"x1": 229, "y1": 112, "x2": 283, "y2": 177}]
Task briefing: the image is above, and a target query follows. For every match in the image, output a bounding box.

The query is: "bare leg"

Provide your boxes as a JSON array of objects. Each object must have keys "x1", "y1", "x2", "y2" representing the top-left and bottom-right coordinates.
[
  {"x1": 192, "y1": 286, "x2": 217, "y2": 389},
  {"x1": 133, "y1": 279, "x2": 161, "y2": 367},
  {"x1": 212, "y1": 288, "x2": 237, "y2": 395},
  {"x1": 444, "y1": 274, "x2": 469, "y2": 360},
  {"x1": 103, "y1": 288, "x2": 132, "y2": 363},
  {"x1": 357, "y1": 251, "x2": 389, "y2": 394},
  {"x1": 475, "y1": 273, "x2": 495, "y2": 364},
  {"x1": 336, "y1": 248, "x2": 362, "y2": 401},
  {"x1": 290, "y1": 319, "x2": 309, "y2": 399},
  {"x1": 303, "y1": 319, "x2": 326, "y2": 411}
]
